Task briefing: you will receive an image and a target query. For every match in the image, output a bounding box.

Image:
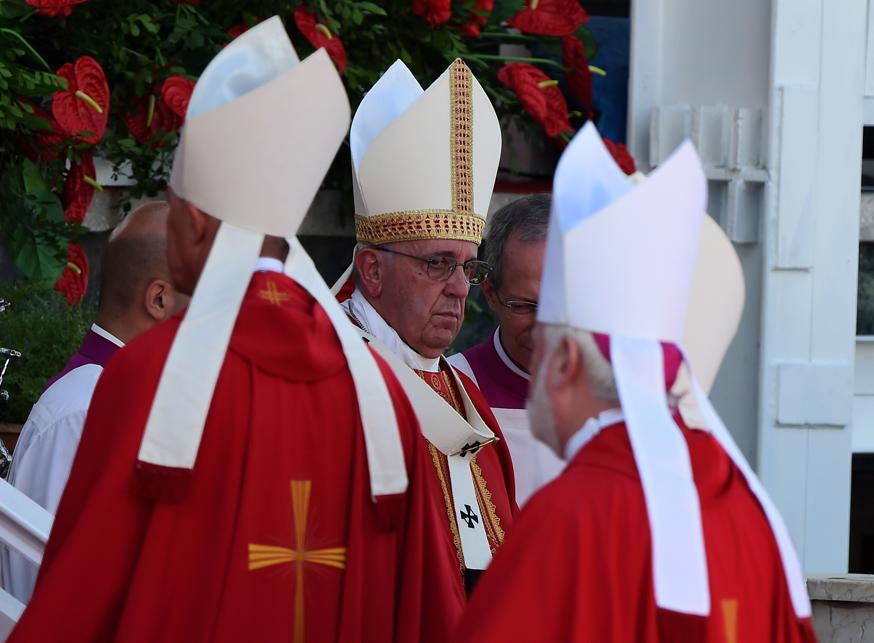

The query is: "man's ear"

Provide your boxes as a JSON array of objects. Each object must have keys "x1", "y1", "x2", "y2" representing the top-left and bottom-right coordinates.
[
  {"x1": 185, "y1": 199, "x2": 209, "y2": 246},
  {"x1": 547, "y1": 335, "x2": 581, "y2": 392},
  {"x1": 354, "y1": 248, "x2": 384, "y2": 298},
  {"x1": 482, "y1": 277, "x2": 499, "y2": 312},
  {"x1": 144, "y1": 279, "x2": 175, "y2": 322}
]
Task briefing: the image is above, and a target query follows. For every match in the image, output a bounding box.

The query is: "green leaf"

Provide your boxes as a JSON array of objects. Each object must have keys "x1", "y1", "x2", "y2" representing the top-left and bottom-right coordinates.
[
  {"x1": 356, "y1": 2, "x2": 387, "y2": 16},
  {"x1": 576, "y1": 25, "x2": 599, "y2": 61},
  {"x1": 5, "y1": 223, "x2": 65, "y2": 282},
  {"x1": 489, "y1": 0, "x2": 525, "y2": 25},
  {"x1": 21, "y1": 158, "x2": 48, "y2": 195},
  {"x1": 0, "y1": 0, "x2": 33, "y2": 20}
]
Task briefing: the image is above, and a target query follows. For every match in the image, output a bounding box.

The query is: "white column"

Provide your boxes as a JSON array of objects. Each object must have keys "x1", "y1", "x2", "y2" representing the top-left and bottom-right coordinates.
[{"x1": 759, "y1": 0, "x2": 865, "y2": 574}]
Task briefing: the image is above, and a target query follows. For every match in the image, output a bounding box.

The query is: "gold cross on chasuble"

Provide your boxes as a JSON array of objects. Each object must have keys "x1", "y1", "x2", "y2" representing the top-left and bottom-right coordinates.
[
  {"x1": 258, "y1": 280, "x2": 290, "y2": 306},
  {"x1": 248, "y1": 480, "x2": 347, "y2": 643}
]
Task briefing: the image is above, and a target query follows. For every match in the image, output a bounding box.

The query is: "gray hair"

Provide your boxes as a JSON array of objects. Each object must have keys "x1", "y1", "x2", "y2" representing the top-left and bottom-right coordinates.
[{"x1": 483, "y1": 194, "x2": 551, "y2": 289}]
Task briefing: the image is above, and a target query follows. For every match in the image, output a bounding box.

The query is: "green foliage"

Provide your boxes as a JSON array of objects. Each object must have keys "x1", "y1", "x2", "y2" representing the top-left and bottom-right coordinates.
[
  {"x1": 0, "y1": 281, "x2": 97, "y2": 423},
  {"x1": 0, "y1": 0, "x2": 597, "y2": 286}
]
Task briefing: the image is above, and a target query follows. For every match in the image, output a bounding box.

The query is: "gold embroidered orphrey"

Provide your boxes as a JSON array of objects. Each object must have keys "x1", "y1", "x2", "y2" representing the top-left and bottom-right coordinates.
[
  {"x1": 354, "y1": 59, "x2": 485, "y2": 246},
  {"x1": 249, "y1": 480, "x2": 347, "y2": 643},
  {"x1": 258, "y1": 279, "x2": 291, "y2": 306}
]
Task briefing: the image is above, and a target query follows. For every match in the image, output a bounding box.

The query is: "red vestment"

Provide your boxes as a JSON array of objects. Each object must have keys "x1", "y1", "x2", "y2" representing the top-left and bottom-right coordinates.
[
  {"x1": 455, "y1": 418, "x2": 818, "y2": 642},
  {"x1": 9, "y1": 272, "x2": 458, "y2": 643}
]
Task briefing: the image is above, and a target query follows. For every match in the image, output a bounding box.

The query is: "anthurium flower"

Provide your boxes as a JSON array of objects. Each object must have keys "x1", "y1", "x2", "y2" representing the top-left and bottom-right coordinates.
[
  {"x1": 508, "y1": 0, "x2": 588, "y2": 36},
  {"x1": 562, "y1": 35, "x2": 592, "y2": 113},
  {"x1": 461, "y1": 0, "x2": 494, "y2": 37},
  {"x1": 604, "y1": 138, "x2": 637, "y2": 175},
  {"x1": 55, "y1": 243, "x2": 89, "y2": 305},
  {"x1": 123, "y1": 94, "x2": 182, "y2": 147},
  {"x1": 294, "y1": 7, "x2": 347, "y2": 73},
  {"x1": 52, "y1": 56, "x2": 110, "y2": 144},
  {"x1": 26, "y1": 0, "x2": 86, "y2": 17},
  {"x1": 63, "y1": 154, "x2": 99, "y2": 225},
  {"x1": 161, "y1": 76, "x2": 196, "y2": 120},
  {"x1": 412, "y1": 0, "x2": 451, "y2": 27},
  {"x1": 497, "y1": 63, "x2": 572, "y2": 138}
]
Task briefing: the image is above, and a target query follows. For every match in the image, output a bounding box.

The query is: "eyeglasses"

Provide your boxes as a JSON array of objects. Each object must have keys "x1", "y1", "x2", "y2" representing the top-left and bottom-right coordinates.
[
  {"x1": 495, "y1": 290, "x2": 538, "y2": 315},
  {"x1": 370, "y1": 246, "x2": 492, "y2": 285}
]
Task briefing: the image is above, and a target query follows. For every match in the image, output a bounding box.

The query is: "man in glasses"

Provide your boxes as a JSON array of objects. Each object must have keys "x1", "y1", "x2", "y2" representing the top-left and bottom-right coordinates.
[
  {"x1": 449, "y1": 194, "x2": 564, "y2": 506},
  {"x1": 334, "y1": 59, "x2": 517, "y2": 636}
]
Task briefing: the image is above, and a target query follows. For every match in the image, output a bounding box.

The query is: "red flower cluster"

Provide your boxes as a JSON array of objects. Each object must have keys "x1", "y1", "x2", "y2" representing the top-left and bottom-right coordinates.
[
  {"x1": 562, "y1": 36, "x2": 592, "y2": 113},
  {"x1": 497, "y1": 63, "x2": 572, "y2": 138},
  {"x1": 412, "y1": 0, "x2": 451, "y2": 27},
  {"x1": 62, "y1": 154, "x2": 98, "y2": 225},
  {"x1": 161, "y1": 76, "x2": 195, "y2": 119},
  {"x1": 508, "y1": 0, "x2": 588, "y2": 36},
  {"x1": 123, "y1": 95, "x2": 182, "y2": 147},
  {"x1": 294, "y1": 7, "x2": 347, "y2": 73},
  {"x1": 25, "y1": 0, "x2": 86, "y2": 17},
  {"x1": 604, "y1": 139, "x2": 637, "y2": 175},
  {"x1": 54, "y1": 243, "x2": 89, "y2": 305},
  {"x1": 462, "y1": 0, "x2": 494, "y2": 37},
  {"x1": 52, "y1": 56, "x2": 110, "y2": 144},
  {"x1": 123, "y1": 75, "x2": 193, "y2": 147}
]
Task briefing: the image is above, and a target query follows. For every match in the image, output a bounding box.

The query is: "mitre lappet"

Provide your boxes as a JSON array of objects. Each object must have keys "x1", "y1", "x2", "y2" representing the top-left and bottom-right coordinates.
[
  {"x1": 137, "y1": 16, "x2": 407, "y2": 501},
  {"x1": 538, "y1": 122, "x2": 810, "y2": 619}
]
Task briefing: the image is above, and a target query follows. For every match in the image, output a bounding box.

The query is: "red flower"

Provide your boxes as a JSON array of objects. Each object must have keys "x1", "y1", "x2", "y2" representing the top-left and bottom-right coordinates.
[
  {"x1": 604, "y1": 139, "x2": 637, "y2": 175},
  {"x1": 25, "y1": 0, "x2": 86, "y2": 17},
  {"x1": 160, "y1": 76, "x2": 195, "y2": 120},
  {"x1": 497, "y1": 63, "x2": 572, "y2": 138},
  {"x1": 461, "y1": 0, "x2": 494, "y2": 37},
  {"x1": 55, "y1": 243, "x2": 89, "y2": 305},
  {"x1": 227, "y1": 23, "x2": 247, "y2": 39},
  {"x1": 123, "y1": 94, "x2": 182, "y2": 147},
  {"x1": 508, "y1": 0, "x2": 588, "y2": 36},
  {"x1": 63, "y1": 154, "x2": 98, "y2": 224},
  {"x1": 562, "y1": 36, "x2": 592, "y2": 113},
  {"x1": 294, "y1": 7, "x2": 347, "y2": 73},
  {"x1": 17, "y1": 99, "x2": 66, "y2": 162},
  {"x1": 52, "y1": 56, "x2": 110, "y2": 144},
  {"x1": 412, "y1": 0, "x2": 451, "y2": 27}
]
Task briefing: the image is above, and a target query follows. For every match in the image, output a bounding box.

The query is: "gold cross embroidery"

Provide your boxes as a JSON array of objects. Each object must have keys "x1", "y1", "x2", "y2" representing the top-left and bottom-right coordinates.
[
  {"x1": 258, "y1": 280, "x2": 290, "y2": 306},
  {"x1": 721, "y1": 598, "x2": 738, "y2": 643},
  {"x1": 249, "y1": 480, "x2": 346, "y2": 643}
]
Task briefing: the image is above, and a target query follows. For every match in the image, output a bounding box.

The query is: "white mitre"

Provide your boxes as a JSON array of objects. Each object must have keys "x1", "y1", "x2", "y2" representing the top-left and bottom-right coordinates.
[
  {"x1": 354, "y1": 58, "x2": 501, "y2": 246},
  {"x1": 538, "y1": 123, "x2": 810, "y2": 619},
  {"x1": 137, "y1": 17, "x2": 407, "y2": 501}
]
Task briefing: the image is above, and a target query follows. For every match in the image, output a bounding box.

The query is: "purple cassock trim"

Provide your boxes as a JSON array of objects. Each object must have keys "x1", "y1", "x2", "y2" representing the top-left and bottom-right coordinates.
[
  {"x1": 460, "y1": 330, "x2": 529, "y2": 410},
  {"x1": 43, "y1": 329, "x2": 121, "y2": 392}
]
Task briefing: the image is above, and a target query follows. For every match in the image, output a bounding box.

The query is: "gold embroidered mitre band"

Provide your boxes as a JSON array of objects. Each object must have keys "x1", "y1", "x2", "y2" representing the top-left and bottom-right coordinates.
[{"x1": 353, "y1": 59, "x2": 501, "y2": 246}]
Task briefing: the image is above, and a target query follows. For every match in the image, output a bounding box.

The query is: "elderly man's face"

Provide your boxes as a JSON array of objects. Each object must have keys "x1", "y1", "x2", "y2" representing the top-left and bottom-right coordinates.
[
  {"x1": 374, "y1": 239, "x2": 476, "y2": 358},
  {"x1": 483, "y1": 233, "x2": 545, "y2": 372}
]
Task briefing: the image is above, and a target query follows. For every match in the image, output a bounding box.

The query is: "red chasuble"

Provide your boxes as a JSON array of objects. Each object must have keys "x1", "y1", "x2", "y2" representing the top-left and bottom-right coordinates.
[
  {"x1": 9, "y1": 272, "x2": 456, "y2": 643},
  {"x1": 455, "y1": 417, "x2": 817, "y2": 643}
]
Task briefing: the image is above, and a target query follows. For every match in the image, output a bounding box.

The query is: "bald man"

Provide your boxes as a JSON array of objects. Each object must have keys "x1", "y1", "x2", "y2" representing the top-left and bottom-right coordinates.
[{"x1": 0, "y1": 201, "x2": 186, "y2": 602}]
